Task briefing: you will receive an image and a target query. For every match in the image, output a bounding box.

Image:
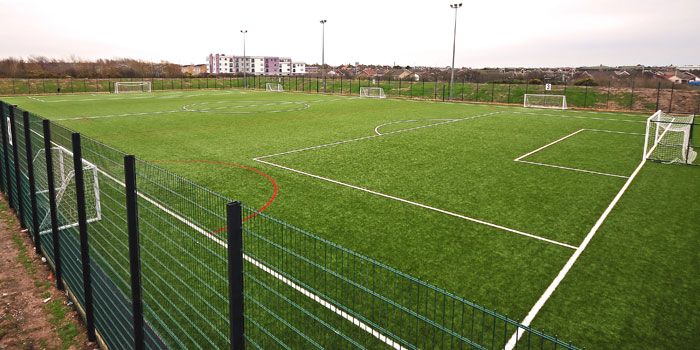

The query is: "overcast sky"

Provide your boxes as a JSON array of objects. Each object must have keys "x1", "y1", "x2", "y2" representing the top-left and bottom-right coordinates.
[{"x1": 1, "y1": 0, "x2": 698, "y2": 68}]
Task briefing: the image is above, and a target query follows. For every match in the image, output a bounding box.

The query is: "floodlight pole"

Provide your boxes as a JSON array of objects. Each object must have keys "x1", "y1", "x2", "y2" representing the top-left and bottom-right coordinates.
[
  {"x1": 449, "y1": 3, "x2": 462, "y2": 100},
  {"x1": 320, "y1": 19, "x2": 327, "y2": 92},
  {"x1": 241, "y1": 29, "x2": 248, "y2": 89}
]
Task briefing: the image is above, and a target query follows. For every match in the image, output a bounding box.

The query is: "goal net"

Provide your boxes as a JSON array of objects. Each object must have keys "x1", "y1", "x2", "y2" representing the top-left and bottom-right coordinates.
[
  {"x1": 360, "y1": 87, "x2": 386, "y2": 99},
  {"x1": 114, "y1": 81, "x2": 152, "y2": 94},
  {"x1": 266, "y1": 83, "x2": 283, "y2": 92},
  {"x1": 644, "y1": 110, "x2": 696, "y2": 165},
  {"x1": 33, "y1": 145, "x2": 102, "y2": 235},
  {"x1": 523, "y1": 94, "x2": 567, "y2": 110}
]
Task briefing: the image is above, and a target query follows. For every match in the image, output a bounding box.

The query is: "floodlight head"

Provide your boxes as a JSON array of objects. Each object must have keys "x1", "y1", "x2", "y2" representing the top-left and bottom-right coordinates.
[
  {"x1": 240, "y1": 29, "x2": 247, "y2": 33},
  {"x1": 320, "y1": 19, "x2": 327, "y2": 24},
  {"x1": 450, "y1": 3, "x2": 462, "y2": 8}
]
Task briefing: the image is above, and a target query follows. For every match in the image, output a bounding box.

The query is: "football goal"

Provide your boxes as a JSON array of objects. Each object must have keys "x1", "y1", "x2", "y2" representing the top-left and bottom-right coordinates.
[
  {"x1": 523, "y1": 94, "x2": 567, "y2": 110},
  {"x1": 114, "y1": 81, "x2": 152, "y2": 94},
  {"x1": 644, "y1": 110, "x2": 696, "y2": 164},
  {"x1": 360, "y1": 87, "x2": 386, "y2": 99},
  {"x1": 266, "y1": 83, "x2": 284, "y2": 92},
  {"x1": 33, "y1": 145, "x2": 102, "y2": 235}
]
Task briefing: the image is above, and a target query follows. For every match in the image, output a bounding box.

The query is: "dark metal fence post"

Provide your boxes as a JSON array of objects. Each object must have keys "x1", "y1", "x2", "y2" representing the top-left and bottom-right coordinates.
[
  {"x1": 507, "y1": 83, "x2": 511, "y2": 104},
  {"x1": 71, "y1": 133, "x2": 96, "y2": 342},
  {"x1": 23, "y1": 112, "x2": 40, "y2": 252},
  {"x1": 491, "y1": 83, "x2": 495, "y2": 102},
  {"x1": 629, "y1": 80, "x2": 635, "y2": 110},
  {"x1": 475, "y1": 82, "x2": 480, "y2": 102},
  {"x1": 434, "y1": 78, "x2": 438, "y2": 100},
  {"x1": 584, "y1": 85, "x2": 589, "y2": 108},
  {"x1": 655, "y1": 82, "x2": 661, "y2": 111},
  {"x1": 124, "y1": 155, "x2": 144, "y2": 350},
  {"x1": 9, "y1": 106, "x2": 25, "y2": 226},
  {"x1": 669, "y1": 83, "x2": 675, "y2": 113},
  {"x1": 42, "y1": 120, "x2": 63, "y2": 290},
  {"x1": 606, "y1": 81, "x2": 612, "y2": 109},
  {"x1": 442, "y1": 84, "x2": 446, "y2": 102},
  {"x1": 227, "y1": 201, "x2": 244, "y2": 350}
]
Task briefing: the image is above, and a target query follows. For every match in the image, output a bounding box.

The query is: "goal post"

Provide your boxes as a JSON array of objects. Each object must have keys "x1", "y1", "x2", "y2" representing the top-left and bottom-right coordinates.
[
  {"x1": 266, "y1": 83, "x2": 284, "y2": 92},
  {"x1": 33, "y1": 145, "x2": 102, "y2": 235},
  {"x1": 360, "y1": 87, "x2": 386, "y2": 99},
  {"x1": 523, "y1": 94, "x2": 567, "y2": 110},
  {"x1": 644, "y1": 110, "x2": 696, "y2": 164},
  {"x1": 114, "y1": 81, "x2": 152, "y2": 94}
]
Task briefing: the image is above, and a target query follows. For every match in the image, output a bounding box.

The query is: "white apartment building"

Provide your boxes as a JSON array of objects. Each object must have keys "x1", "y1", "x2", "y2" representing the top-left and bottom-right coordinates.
[
  {"x1": 207, "y1": 53, "x2": 305, "y2": 75},
  {"x1": 292, "y1": 62, "x2": 306, "y2": 74}
]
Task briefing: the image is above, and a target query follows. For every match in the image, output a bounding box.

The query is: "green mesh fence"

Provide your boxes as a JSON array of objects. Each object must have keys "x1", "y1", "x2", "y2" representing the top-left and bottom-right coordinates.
[{"x1": 0, "y1": 100, "x2": 580, "y2": 350}]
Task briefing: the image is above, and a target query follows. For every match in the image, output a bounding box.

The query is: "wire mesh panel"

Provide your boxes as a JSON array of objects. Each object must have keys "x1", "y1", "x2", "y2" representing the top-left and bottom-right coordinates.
[
  {"x1": 135, "y1": 160, "x2": 230, "y2": 349},
  {"x1": 0, "y1": 103, "x2": 14, "y2": 209},
  {"x1": 242, "y1": 207, "x2": 578, "y2": 350},
  {"x1": 11, "y1": 110, "x2": 33, "y2": 229},
  {"x1": 645, "y1": 111, "x2": 697, "y2": 165}
]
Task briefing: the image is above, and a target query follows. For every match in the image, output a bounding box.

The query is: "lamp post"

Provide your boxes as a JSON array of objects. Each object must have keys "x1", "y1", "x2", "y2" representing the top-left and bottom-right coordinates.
[
  {"x1": 449, "y1": 3, "x2": 462, "y2": 100},
  {"x1": 320, "y1": 19, "x2": 327, "y2": 92},
  {"x1": 241, "y1": 29, "x2": 248, "y2": 88}
]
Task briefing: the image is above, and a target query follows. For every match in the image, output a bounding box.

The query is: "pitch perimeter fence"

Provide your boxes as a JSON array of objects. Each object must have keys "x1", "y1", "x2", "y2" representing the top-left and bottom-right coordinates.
[
  {"x1": 0, "y1": 100, "x2": 579, "y2": 350},
  {"x1": 1, "y1": 76, "x2": 699, "y2": 114}
]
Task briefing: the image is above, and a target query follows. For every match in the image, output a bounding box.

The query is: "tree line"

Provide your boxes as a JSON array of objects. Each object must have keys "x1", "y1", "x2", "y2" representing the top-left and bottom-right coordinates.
[{"x1": 0, "y1": 57, "x2": 184, "y2": 78}]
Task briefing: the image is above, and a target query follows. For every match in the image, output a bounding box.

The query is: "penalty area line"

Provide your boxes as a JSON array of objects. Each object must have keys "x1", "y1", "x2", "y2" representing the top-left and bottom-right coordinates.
[{"x1": 254, "y1": 158, "x2": 577, "y2": 250}]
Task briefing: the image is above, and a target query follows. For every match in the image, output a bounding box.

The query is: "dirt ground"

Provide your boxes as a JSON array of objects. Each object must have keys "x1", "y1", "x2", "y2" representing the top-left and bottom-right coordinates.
[{"x1": 0, "y1": 196, "x2": 93, "y2": 350}]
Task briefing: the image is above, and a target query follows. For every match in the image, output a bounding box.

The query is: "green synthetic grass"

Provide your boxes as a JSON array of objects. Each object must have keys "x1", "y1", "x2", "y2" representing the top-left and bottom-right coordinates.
[{"x1": 2, "y1": 89, "x2": 698, "y2": 349}]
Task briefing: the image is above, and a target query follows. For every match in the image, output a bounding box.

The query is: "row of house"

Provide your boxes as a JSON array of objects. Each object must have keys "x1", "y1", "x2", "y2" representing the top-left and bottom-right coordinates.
[{"x1": 207, "y1": 53, "x2": 306, "y2": 75}]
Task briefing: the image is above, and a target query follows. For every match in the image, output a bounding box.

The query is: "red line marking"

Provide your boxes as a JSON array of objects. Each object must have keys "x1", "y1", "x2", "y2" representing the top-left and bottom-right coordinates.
[{"x1": 152, "y1": 159, "x2": 278, "y2": 233}]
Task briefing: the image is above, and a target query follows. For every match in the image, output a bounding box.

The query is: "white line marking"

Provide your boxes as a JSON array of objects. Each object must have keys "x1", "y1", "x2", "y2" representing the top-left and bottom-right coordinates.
[
  {"x1": 505, "y1": 121, "x2": 668, "y2": 349},
  {"x1": 505, "y1": 155, "x2": 648, "y2": 349},
  {"x1": 515, "y1": 160, "x2": 629, "y2": 179},
  {"x1": 514, "y1": 111, "x2": 646, "y2": 124},
  {"x1": 514, "y1": 128, "x2": 641, "y2": 178},
  {"x1": 25, "y1": 90, "x2": 242, "y2": 103},
  {"x1": 373, "y1": 119, "x2": 456, "y2": 136},
  {"x1": 55, "y1": 110, "x2": 182, "y2": 121},
  {"x1": 257, "y1": 112, "x2": 501, "y2": 160},
  {"x1": 514, "y1": 129, "x2": 585, "y2": 161},
  {"x1": 255, "y1": 158, "x2": 576, "y2": 250},
  {"x1": 584, "y1": 128, "x2": 645, "y2": 136}
]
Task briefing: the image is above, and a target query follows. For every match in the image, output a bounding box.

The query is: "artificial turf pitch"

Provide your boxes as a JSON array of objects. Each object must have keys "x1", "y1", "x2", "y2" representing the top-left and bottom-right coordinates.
[{"x1": 4, "y1": 89, "x2": 698, "y2": 349}]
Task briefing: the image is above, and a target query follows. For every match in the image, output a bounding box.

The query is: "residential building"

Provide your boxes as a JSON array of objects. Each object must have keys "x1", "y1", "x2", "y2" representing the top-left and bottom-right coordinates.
[
  {"x1": 292, "y1": 62, "x2": 306, "y2": 74},
  {"x1": 207, "y1": 53, "x2": 305, "y2": 75}
]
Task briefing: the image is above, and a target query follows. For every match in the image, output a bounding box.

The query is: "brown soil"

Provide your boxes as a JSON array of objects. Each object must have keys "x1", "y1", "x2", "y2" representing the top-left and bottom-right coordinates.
[{"x1": 0, "y1": 196, "x2": 93, "y2": 350}]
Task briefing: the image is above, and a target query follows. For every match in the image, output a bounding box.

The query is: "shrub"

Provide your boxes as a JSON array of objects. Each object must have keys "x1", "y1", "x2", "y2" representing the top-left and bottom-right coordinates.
[{"x1": 574, "y1": 78, "x2": 598, "y2": 86}]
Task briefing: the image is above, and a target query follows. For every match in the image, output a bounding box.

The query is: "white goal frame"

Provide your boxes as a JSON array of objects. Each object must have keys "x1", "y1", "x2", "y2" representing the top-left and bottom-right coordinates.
[
  {"x1": 523, "y1": 94, "x2": 567, "y2": 110},
  {"x1": 643, "y1": 110, "x2": 696, "y2": 164},
  {"x1": 266, "y1": 83, "x2": 284, "y2": 92},
  {"x1": 360, "y1": 87, "x2": 386, "y2": 99},
  {"x1": 33, "y1": 145, "x2": 102, "y2": 235},
  {"x1": 114, "y1": 81, "x2": 152, "y2": 94}
]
